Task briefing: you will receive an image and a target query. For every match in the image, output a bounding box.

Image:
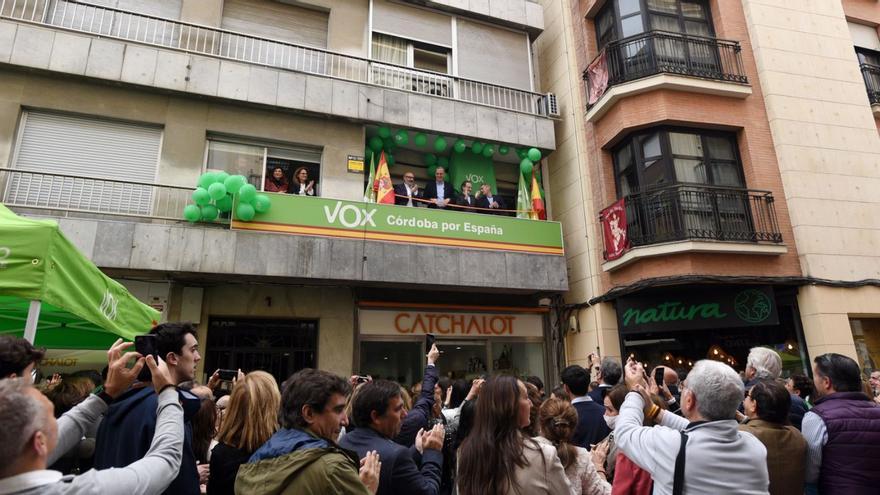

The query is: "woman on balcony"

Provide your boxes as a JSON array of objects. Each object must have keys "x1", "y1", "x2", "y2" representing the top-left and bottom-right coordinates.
[
  {"x1": 264, "y1": 167, "x2": 289, "y2": 193},
  {"x1": 290, "y1": 167, "x2": 316, "y2": 196}
]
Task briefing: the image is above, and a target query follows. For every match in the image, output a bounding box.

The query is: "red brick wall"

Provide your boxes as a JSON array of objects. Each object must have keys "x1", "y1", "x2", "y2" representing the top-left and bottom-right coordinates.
[{"x1": 570, "y1": 0, "x2": 803, "y2": 291}]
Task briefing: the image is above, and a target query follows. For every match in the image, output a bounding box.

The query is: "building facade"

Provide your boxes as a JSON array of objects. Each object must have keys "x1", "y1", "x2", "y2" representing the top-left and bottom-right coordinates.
[
  {"x1": 0, "y1": 0, "x2": 570, "y2": 386},
  {"x1": 539, "y1": 0, "x2": 880, "y2": 378}
]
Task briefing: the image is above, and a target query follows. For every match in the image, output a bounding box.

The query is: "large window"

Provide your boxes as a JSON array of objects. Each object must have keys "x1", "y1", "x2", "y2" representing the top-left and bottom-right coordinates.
[
  {"x1": 613, "y1": 127, "x2": 744, "y2": 196},
  {"x1": 595, "y1": 0, "x2": 714, "y2": 49},
  {"x1": 371, "y1": 33, "x2": 451, "y2": 96},
  {"x1": 205, "y1": 138, "x2": 322, "y2": 196}
]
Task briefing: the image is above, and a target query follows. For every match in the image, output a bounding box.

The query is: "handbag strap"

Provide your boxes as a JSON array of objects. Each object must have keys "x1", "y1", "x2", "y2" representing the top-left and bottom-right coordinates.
[{"x1": 672, "y1": 431, "x2": 688, "y2": 495}]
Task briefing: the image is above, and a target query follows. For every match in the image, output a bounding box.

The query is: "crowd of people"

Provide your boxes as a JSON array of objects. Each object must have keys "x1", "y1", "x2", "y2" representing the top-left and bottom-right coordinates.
[{"x1": 2, "y1": 327, "x2": 880, "y2": 495}]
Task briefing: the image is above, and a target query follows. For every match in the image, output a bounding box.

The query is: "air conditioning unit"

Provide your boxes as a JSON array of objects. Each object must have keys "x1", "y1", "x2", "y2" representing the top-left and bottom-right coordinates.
[{"x1": 542, "y1": 92, "x2": 560, "y2": 118}]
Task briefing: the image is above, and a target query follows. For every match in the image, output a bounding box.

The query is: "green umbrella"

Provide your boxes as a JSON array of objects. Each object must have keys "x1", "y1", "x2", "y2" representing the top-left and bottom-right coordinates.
[{"x1": 0, "y1": 204, "x2": 161, "y2": 349}]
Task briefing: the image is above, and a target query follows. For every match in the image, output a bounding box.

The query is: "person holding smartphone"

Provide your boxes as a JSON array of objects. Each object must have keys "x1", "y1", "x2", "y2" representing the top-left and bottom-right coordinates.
[{"x1": 393, "y1": 342, "x2": 442, "y2": 448}]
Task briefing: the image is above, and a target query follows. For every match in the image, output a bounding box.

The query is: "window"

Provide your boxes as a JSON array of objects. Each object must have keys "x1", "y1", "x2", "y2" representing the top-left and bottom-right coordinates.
[
  {"x1": 206, "y1": 138, "x2": 322, "y2": 196},
  {"x1": 851, "y1": 318, "x2": 880, "y2": 375},
  {"x1": 597, "y1": 0, "x2": 714, "y2": 49},
  {"x1": 612, "y1": 127, "x2": 744, "y2": 195},
  {"x1": 371, "y1": 33, "x2": 451, "y2": 96}
]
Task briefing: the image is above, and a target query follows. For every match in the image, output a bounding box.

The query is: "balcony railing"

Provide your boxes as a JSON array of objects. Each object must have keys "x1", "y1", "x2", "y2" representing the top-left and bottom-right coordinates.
[
  {"x1": 584, "y1": 31, "x2": 748, "y2": 106},
  {"x1": 0, "y1": 0, "x2": 549, "y2": 116},
  {"x1": 861, "y1": 63, "x2": 880, "y2": 105},
  {"x1": 0, "y1": 168, "x2": 193, "y2": 221},
  {"x1": 611, "y1": 184, "x2": 782, "y2": 254}
]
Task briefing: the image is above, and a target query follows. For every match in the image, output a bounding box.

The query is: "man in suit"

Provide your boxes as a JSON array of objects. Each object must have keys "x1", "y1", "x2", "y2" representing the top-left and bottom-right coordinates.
[
  {"x1": 588, "y1": 357, "x2": 622, "y2": 403},
  {"x1": 456, "y1": 181, "x2": 476, "y2": 212},
  {"x1": 394, "y1": 172, "x2": 422, "y2": 207},
  {"x1": 423, "y1": 166, "x2": 453, "y2": 209},
  {"x1": 339, "y1": 380, "x2": 445, "y2": 495},
  {"x1": 474, "y1": 183, "x2": 506, "y2": 214},
  {"x1": 561, "y1": 364, "x2": 610, "y2": 450}
]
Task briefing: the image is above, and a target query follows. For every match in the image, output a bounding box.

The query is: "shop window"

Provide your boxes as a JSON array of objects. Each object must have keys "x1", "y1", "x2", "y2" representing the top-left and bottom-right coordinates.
[
  {"x1": 204, "y1": 317, "x2": 317, "y2": 386},
  {"x1": 492, "y1": 342, "x2": 545, "y2": 385},
  {"x1": 206, "y1": 138, "x2": 322, "y2": 196},
  {"x1": 851, "y1": 318, "x2": 880, "y2": 373},
  {"x1": 359, "y1": 341, "x2": 425, "y2": 386}
]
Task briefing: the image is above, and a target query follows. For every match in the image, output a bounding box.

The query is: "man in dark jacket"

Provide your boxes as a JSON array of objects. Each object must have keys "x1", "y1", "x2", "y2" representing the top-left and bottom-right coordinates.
[
  {"x1": 588, "y1": 357, "x2": 622, "y2": 403},
  {"x1": 236, "y1": 368, "x2": 378, "y2": 494},
  {"x1": 561, "y1": 364, "x2": 610, "y2": 450},
  {"x1": 340, "y1": 380, "x2": 445, "y2": 495},
  {"x1": 94, "y1": 322, "x2": 203, "y2": 495},
  {"x1": 423, "y1": 167, "x2": 453, "y2": 209},
  {"x1": 803, "y1": 353, "x2": 880, "y2": 495},
  {"x1": 394, "y1": 172, "x2": 423, "y2": 207},
  {"x1": 474, "y1": 184, "x2": 506, "y2": 214},
  {"x1": 394, "y1": 344, "x2": 441, "y2": 447}
]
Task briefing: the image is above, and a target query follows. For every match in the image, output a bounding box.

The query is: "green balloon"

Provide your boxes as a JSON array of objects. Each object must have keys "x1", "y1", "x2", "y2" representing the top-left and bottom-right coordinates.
[
  {"x1": 471, "y1": 142, "x2": 484, "y2": 154},
  {"x1": 520, "y1": 158, "x2": 534, "y2": 177},
  {"x1": 516, "y1": 148, "x2": 528, "y2": 160},
  {"x1": 482, "y1": 145, "x2": 495, "y2": 158},
  {"x1": 214, "y1": 171, "x2": 230, "y2": 184},
  {"x1": 215, "y1": 194, "x2": 233, "y2": 213},
  {"x1": 208, "y1": 182, "x2": 227, "y2": 200},
  {"x1": 453, "y1": 139, "x2": 467, "y2": 153},
  {"x1": 378, "y1": 126, "x2": 392, "y2": 139},
  {"x1": 424, "y1": 154, "x2": 437, "y2": 167},
  {"x1": 254, "y1": 194, "x2": 271, "y2": 213},
  {"x1": 183, "y1": 204, "x2": 201, "y2": 223},
  {"x1": 383, "y1": 137, "x2": 397, "y2": 153},
  {"x1": 192, "y1": 187, "x2": 211, "y2": 206},
  {"x1": 427, "y1": 164, "x2": 438, "y2": 177},
  {"x1": 434, "y1": 137, "x2": 448, "y2": 153},
  {"x1": 498, "y1": 145, "x2": 509, "y2": 155},
  {"x1": 386, "y1": 154, "x2": 395, "y2": 166},
  {"x1": 394, "y1": 130, "x2": 409, "y2": 145},
  {"x1": 236, "y1": 203, "x2": 256, "y2": 222},
  {"x1": 414, "y1": 133, "x2": 428, "y2": 147},
  {"x1": 369, "y1": 136, "x2": 384, "y2": 153},
  {"x1": 437, "y1": 156, "x2": 449, "y2": 168},
  {"x1": 201, "y1": 204, "x2": 219, "y2": 221},
  {"x1": 527, "y1": 147, "x2": 542, "y2": 162},
  {"x1": 238, "y1": 184, "x2": 257, "y2": 203},
  {"x1": 224, "y1": 175, "x2": 246, "y2": 195},
  {"x1": 197, "y1": 173, "x2": 217, "y2": 189}
]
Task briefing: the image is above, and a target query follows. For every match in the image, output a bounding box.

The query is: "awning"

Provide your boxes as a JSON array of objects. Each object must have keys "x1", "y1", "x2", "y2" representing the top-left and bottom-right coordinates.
[{"x1": 0, "y1": 204, "x2": 160, "y2": 349}]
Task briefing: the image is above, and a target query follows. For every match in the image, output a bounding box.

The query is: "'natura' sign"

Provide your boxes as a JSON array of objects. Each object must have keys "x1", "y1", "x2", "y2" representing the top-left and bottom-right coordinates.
[{"x1": 615, "y1": 286, "x2": 778, "y2": 334}]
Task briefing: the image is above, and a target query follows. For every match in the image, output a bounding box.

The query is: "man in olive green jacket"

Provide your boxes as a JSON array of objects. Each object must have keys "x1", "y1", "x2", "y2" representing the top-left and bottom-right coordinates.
[{"x1": 235, "y1": 370, "x2": 380, "y2": 495}]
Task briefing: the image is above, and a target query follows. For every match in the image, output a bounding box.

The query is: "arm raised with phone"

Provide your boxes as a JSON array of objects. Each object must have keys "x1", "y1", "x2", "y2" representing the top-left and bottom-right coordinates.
[{"x1": 393, "y1": 343, "x2": 442, "y2": 447}]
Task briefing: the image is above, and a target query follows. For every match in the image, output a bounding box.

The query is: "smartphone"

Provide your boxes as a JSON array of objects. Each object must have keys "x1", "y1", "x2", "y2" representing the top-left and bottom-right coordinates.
[
  {"x1": 218, "y1": 369, "x2": 238, "y2": 381},
  {"x1": 134, "y1": 335, "x2": 158, "y2": 382},
  {"x1": 426, "y1": 333, "x2": 436, "y2": 354},
  {"x1": 654, "y1": 367, "x2": 665, "y2": 387},
  {"x1": 355, "y1": 375, "x2": 370, "y2": 384}
]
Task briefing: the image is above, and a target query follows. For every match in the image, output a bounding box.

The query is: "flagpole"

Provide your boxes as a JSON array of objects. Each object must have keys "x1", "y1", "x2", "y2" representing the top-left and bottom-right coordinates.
[{"x1": 24, "y1": 300, "x2": 41, "y2": 344}]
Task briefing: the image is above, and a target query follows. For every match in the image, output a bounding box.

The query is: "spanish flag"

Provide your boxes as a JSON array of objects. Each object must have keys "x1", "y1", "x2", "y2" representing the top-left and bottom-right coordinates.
[
  {"x1": 530, "y1": 170, "x2": 546, "y2": 220},
  {"x1": 374, "y1": 151, "x2": 395, "y2": 204}
]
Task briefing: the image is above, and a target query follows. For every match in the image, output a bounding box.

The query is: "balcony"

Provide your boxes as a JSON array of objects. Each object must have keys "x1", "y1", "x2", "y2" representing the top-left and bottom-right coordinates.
[
  {"x1": 861, "y1": 63, "x2": 880, "y2": 114},
  {"x1": 601, "y1": 185, "x2": 785, "y2": 270},
  {"x1": 584, "y1": 31, "x2": 751, "y2": 121},
  {"x1": 0, "y1": 168, "x2": 568, "y2": 292},
  {"x1": 0, "y1": 0, "x2": 556, "y2": 149}
]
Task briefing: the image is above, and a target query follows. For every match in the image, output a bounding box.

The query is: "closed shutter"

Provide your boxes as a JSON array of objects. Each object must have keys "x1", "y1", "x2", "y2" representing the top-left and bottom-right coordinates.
[
  {"x1": 8, "y1": 112, "x2": 162, "y2": 215},
  {"x1": 221, "y1": 0, "x2": 329, "y2": 48}
]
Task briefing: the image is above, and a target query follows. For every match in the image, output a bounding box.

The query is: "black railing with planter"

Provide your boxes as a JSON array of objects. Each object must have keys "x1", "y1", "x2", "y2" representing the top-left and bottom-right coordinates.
[
  {"x1": 584, "y1": 31, "x2": 748, "y2": 107},
  {"x1": 861, "y1": 63, "x2": 880, "y2": 105},
  {"x1": 617, "y1": 184, "x2": 781, "y2": 251}
]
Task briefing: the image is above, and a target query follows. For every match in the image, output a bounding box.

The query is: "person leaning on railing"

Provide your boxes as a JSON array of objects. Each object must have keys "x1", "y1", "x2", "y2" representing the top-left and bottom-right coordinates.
[
  {"x1": 456, "y1": 181, "x2": 476, "y2": 212},
  {"x1": 474, "y1": 184, "x2": 506, "y2": 215}
]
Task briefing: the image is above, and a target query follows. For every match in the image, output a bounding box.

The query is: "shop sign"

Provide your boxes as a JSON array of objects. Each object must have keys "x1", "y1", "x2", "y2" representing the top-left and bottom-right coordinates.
[
  {"x1": 616, "y1": 286, "x2": 779, "y2": 334},
  {"x1": 39, "y1": 349, "x2": 108, "y2": 376},
  {"x1": 232, "y1": 193, "x2": 564, "y2": 255},
  {"x1": 359, "y1": 309, "x2": 544, "y2": 338}
]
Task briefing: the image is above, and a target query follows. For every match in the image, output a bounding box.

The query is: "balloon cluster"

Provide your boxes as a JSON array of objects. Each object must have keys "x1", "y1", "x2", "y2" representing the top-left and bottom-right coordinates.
[
  {"x1": 182, "y1": 172, "x2": 272, "y2": 223},
  {"x1": 367, "y1": 126, "x2": 544, "y2": 178}
]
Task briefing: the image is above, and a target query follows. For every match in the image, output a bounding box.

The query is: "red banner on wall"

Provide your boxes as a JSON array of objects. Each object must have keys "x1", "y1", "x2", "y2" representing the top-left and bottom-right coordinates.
[
  {"x1": 600, "y1": 198, "x2": 629, "y2": 261},
  {"x1": 587, "y1": 51, "x2": 609, "y2": 105}
]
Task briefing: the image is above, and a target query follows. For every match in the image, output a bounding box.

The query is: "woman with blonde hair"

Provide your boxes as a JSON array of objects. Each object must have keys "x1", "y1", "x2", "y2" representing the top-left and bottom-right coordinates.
[
  {"x1": 537, "y1": 398, "x2": 611, "y2": 495},
  {"x1": 207, "y1": 371, "x2": 281, "y2": 495}
]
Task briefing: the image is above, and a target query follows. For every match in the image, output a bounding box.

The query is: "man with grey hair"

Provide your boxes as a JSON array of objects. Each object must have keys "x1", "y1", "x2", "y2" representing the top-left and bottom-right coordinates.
[
  {"x1": 588, "y1": 356, "x2": 622, "y2": 403},
  {"x1": 0, "y1": 339, "x2": 182, "y2": 495},
  {"x1": 745, "y1": 347, "x2": 783, "y2": 383},
  {"x1": 614, "y1": 359, "x2": 769, "y2": 494}
]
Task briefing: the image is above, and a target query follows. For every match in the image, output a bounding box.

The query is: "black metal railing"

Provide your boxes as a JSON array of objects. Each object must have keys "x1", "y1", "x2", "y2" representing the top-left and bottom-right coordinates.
[
  {"x1": 617, "y1": 184, "x2": 781, "y2": 250},
  {"x1": 861, "y1": 63, "x2": 880, "y2": 105},
  {"x1": 584, "y1": 31, "x2": 748, "y2": 106}
]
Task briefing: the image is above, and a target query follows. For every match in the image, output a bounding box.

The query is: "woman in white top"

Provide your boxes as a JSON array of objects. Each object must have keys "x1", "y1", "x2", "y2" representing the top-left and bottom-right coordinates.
[
  {"x1": 537, "y1": 398, "x2": 611, "y2": 495},
  {"x1": 456, "y1": 375, "x2": 571, "y2": 495}
]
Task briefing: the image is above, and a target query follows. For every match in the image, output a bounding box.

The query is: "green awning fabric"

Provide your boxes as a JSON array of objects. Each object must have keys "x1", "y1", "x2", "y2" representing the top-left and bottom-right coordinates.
[{"x1": 0, "y1": 204, "x2": 160, "y2": 349}]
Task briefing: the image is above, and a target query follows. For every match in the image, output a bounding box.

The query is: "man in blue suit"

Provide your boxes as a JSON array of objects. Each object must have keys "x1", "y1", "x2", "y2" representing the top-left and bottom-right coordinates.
[
  {"x1": 339, "y1": 379, "x2": 445, "y2": 495},
  {"x1": 561, "y1": 364, "x2": 610, "y2": 450}
]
